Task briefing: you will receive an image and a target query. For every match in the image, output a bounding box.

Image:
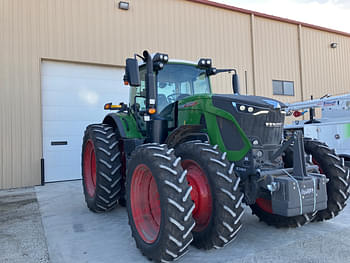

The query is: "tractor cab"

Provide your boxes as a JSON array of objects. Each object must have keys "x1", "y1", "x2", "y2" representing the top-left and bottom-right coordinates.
[
  {"x1": 129, "y1": 60, "x2": 211, "y2": 115},
  {"x1": 126, "y1": 52, "x2": 216, "y2": 139}
]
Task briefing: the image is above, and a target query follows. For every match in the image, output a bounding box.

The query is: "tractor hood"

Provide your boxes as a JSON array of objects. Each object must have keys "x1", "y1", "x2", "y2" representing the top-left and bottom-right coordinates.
[
  {"x1": 212, "y1": 94, "x2": 286, "y2": 110},
  {"x1": 212, "y1": 94, "x2": 286, "y2": 146}
]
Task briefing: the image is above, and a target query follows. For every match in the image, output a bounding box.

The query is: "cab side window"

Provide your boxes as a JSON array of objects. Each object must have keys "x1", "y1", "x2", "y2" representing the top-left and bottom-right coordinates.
[
  {"x1": 180, "y1": 82, "x2": 191, "y2": 95},
  {"x1": 130, "y1": 67, "x2": 147, "y2": 111},
  {"x1": 193, "y1": 74, "x2": 210, "y2": 94}
]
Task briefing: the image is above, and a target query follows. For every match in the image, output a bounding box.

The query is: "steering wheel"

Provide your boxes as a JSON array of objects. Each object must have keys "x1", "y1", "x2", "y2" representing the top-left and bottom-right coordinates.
[{"x1": 167, "y1": 93, "x2": 178, "y2": 103}]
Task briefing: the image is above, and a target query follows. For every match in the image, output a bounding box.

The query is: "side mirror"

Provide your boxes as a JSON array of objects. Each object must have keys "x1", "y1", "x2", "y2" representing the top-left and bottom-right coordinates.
[
  {"x1": 124, "y1": 58, "x2": 140, "y2": 87},
  {"x1": 232, "y1": 72, "x2": 240, "y2": 94}
]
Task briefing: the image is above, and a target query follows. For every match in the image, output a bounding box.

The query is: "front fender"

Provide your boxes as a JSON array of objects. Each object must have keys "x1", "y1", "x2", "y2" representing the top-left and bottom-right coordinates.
[
  {"x1": 103, "y1": 113, "x2": 143, "y2": 139},
  {"x1": 165, "y1": 125, "x2": 209, "y2": 148}
]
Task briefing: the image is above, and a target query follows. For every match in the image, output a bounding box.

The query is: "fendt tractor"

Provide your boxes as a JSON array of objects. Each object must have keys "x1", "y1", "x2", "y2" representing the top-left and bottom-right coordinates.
[{"x1": 82, "y1": 51, "x2": 350, "y2": 262}]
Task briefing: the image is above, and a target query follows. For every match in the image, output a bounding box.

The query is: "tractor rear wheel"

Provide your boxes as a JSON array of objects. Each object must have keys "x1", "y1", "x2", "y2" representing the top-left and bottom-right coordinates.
[
  {"x1": 126, "y1": 144, "x2": 195, "y2": 262},
  {"x1": 175, "y1": 141, "x2": 244, "y2": 250},
  {"x1": 304, "y1": 139, "x2": 350, "y2": 221},
  {"x1": 82, "y1": 124, "x2": 123, "y2": 212}
]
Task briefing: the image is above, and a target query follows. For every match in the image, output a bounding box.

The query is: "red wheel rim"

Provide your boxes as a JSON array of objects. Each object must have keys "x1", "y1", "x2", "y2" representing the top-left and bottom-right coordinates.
[
  {"x1": 83, "y1": 139, "x2": 97, "y2": 197},
  {"x1": 312, "y1": 157, "x2": 324, "y2": 174},
  {"x1": 130, "y1": 164, "x2": 161, "y2": 243},
  {"x1": 255, "y1": 198, "x2": 273, "y2": 214},
  {"x1": 182, "y1": 160, "x2": 212, "y2": 232}
]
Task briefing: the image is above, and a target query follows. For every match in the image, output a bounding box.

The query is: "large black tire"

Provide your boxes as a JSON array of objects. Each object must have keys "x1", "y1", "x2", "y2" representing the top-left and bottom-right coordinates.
[
  {"x1": 250, "y1": 144, "x2": 315, "y2": 228},
  {"x1": 346, "y1": 160, "x2": 350, "y2": 170},
  {"x1": 304, "y1": 139, "x2": 350, "y2": 221},
  {"x1": 126, "y1": 144, "x2": 195, "y2": 262},
  {"x1": 250, "y1": 201, "x2": 314, "y2": 228},
  {"x1": 175, "y1": 141, "x2": 244, "y2": 250},
  {"x1": 82, "y1": 124, "x2": 123, "y2": 212},
  {"x1": 340, "y1": 156, "x2": 350, "y2": 170}
]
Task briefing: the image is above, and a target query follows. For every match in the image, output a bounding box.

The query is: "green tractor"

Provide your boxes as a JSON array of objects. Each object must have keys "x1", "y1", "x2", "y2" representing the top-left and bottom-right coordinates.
[{"x1": 82, "y1": 50, "x2": 350, "y2": 262}]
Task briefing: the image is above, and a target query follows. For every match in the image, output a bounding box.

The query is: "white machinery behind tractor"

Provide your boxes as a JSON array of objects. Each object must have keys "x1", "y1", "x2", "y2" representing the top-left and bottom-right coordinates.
[{"x1": 285, "y1": 93, "x2": 350, "y2": 168}]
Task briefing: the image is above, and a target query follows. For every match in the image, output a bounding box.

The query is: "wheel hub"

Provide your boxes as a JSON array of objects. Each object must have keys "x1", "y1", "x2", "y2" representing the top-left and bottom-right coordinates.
[
  {"x1": 83, "y1": 139, "x2": 97, "y2": 197},
  {"x1": 182, "y1": 160, "x2": 212, "y2": 231},
  {"x1": 130, "y1": 164, "x2": 161, "y2": 243}
]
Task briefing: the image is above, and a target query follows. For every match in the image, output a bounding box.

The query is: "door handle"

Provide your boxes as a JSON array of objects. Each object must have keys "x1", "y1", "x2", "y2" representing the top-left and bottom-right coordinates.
[{"x1": 51, "y1": 141, "x2": 68, "y2": 146}]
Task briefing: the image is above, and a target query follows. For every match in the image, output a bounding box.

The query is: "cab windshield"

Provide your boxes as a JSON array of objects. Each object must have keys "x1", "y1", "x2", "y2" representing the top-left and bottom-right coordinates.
[
  {"x1": 157, "y1": 63, "x2": 211, "y2": 111},
  {"x1": 130, "y1": 63, "x2": 211, "y2": 112}
]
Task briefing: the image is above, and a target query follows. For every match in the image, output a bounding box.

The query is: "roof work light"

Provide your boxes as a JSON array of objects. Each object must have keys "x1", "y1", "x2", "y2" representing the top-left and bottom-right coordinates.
[{"x1": 197, "y1": 58, "x2": 212, "y2": 69}]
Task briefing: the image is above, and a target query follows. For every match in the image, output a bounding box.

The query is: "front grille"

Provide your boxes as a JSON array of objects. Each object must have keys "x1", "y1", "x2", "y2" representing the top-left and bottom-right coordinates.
[{"x1": 236, "y1": 110, "x2": 284, "y2": 145}]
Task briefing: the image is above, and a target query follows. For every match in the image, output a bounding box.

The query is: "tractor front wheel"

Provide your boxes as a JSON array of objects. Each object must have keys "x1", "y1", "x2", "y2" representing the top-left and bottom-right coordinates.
[
  {"x1": 175, "y1": 141, "x2": 244, "y2": 250},
  {"x1": 126, "y1": 144, "x2": 195, "y2": 262}
]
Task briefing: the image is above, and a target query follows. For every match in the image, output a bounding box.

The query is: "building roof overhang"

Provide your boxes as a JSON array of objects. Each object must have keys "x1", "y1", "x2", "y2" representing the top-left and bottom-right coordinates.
[{"x1": 187, "y1": 0, "x2": 350, "y2": 38}]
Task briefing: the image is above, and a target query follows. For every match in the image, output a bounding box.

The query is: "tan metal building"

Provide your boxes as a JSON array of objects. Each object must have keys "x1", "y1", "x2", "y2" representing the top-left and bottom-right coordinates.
[{"x1": 1, "y1": 0, "x2": 350, "y2": 189}]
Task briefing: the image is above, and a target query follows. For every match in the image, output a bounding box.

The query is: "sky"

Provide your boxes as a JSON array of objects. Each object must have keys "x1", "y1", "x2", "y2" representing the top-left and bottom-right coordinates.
[{"x1": 214, "y1": 0, "x2": 350, "y2": 33}]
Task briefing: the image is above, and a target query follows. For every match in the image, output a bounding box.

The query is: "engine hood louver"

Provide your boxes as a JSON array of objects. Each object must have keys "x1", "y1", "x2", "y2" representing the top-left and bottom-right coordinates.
[{"x1": 212, "y1": 94, "x2": 286, "y2": 110}]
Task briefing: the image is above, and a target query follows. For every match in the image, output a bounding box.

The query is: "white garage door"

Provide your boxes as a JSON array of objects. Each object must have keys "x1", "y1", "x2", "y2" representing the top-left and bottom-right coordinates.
[{"x1": 41, "y1": 61, "x2": 129, "y2": 182}]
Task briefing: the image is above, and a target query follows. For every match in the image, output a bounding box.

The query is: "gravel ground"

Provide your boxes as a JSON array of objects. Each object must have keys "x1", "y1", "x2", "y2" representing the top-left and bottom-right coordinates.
[{"x1": 0, "y1": 187, "x2": 49, "y2": 263}]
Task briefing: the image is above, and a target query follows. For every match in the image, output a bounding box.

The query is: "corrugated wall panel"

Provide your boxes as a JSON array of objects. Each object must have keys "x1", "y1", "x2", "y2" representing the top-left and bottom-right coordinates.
[
  {"x1": 254, "y1": 17, "x2": 302, "y2": 103},
  {"x1": 40, "y1": 0, "x2": 254, "y2": 93},
  {"x1": 1, "y1": 0, "x2": 350, "y2": 189},
  {"x1": 39, "y1": 0, "x2": 253, "y2": 93},
  {"x1": 301, "y1": 27, "x2": 350, "y2": 99},
  {"x1": 0, "y1": 0, "x2": 7, "y2": 189},
  {"x1": 1, "y1": 0, "x2": 42, "y2": 188},
  {"x1": 0, "y1": 0, "x2": 254, "y2": 189}
]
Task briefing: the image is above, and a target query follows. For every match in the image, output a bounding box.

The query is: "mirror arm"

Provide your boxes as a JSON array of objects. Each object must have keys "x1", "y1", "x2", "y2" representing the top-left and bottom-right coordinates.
[
  {"x1": 216, "y1": 68, "x2": 234, "y2": 74},
  {"x1": 135, "y1": 53, "x2": 145, "y2": 61},
  {"x1": 207, "y1": 68, "x2": 234, "y2": 76}
]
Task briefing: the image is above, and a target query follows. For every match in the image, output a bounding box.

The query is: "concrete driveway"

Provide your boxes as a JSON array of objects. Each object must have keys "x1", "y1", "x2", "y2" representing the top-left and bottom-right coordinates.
[{"x1": 33, "y1": 180, "x2": 350, "y2": 263}]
